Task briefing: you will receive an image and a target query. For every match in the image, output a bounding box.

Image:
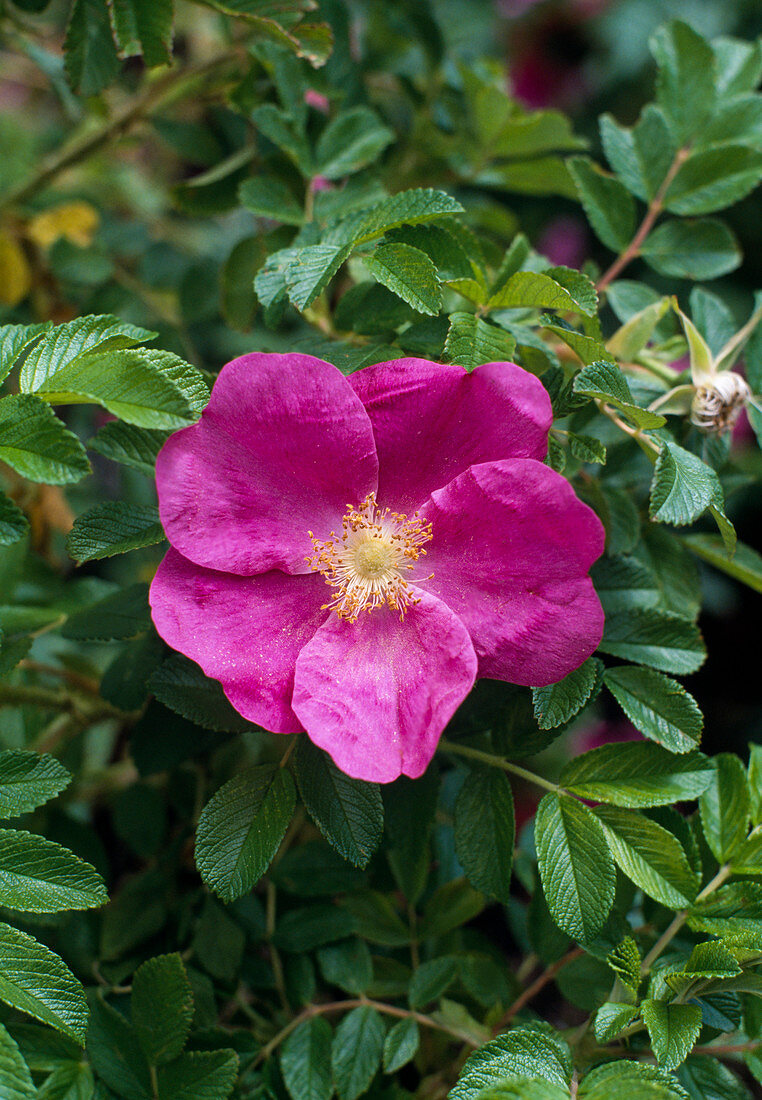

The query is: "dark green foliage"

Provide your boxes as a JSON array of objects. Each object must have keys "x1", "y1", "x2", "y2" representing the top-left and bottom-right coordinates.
[{"x1": 0, "y1": 5, "x2": 761, "y2": 1099}]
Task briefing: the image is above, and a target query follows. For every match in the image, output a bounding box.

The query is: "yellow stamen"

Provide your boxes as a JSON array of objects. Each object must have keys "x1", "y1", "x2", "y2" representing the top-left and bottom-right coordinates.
[{"x1": 306, "y1": 492, "x2": 433, "y2": 621}]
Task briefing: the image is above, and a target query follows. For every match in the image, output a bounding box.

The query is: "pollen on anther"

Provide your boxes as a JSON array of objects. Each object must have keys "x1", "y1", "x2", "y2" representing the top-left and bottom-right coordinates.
[{"x1": 306, "y1": 492, "x2": 433, "y2": 622}]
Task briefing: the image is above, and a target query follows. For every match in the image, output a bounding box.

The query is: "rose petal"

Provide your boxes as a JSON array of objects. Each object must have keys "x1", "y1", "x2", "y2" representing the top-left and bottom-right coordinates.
[
  {"x1": 156, "y1": 353, "x2": 378, "y2": 575},
  {"x1": 349, "y1": 357, "x2": 552, "y2": 511},
  {"x1": 292, "y1": 591, "x2": 477, "y2": 783},
  {"x1": 420, "y1": 459, "x2": 605, "y2": 686},
  {"x1": 150, "y1": 548, "x2": 329, "y2": 732}
]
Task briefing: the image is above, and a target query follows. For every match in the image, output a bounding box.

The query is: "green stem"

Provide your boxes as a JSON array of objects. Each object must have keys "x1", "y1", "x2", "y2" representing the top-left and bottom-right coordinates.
[
  {"x1": 640, "y1": 863, "x2": 732, "y2": 975},
  {"x1": 595, "y1": 400, "x2": 661, "y2": 462},
  {"x1": 438, "y1": 740, "x2": 559, "y2": 793},
  {"x1": 0, "y1": 683, "x2": 70, "y2": 710}
]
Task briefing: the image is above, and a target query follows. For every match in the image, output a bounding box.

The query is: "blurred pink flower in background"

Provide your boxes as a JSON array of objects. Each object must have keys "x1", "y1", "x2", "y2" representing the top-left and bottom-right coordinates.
[
  {"x1": 304, "y1": 89, "x2": 330, "y2": 114},
  {"x1": 537, "y1": 215, "x2": 588, "y2": 269}
]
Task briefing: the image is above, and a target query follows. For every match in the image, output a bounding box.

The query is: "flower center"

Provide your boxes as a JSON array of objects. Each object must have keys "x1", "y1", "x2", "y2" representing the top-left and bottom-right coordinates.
[{"x1": 307, "y1": 493, "x2": 433, "y2": 621}]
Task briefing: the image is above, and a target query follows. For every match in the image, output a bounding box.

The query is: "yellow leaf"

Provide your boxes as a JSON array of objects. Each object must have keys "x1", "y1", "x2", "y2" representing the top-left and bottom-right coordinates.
[
  {"x1": 0, "y1": 234, "x2": 32, "y2": 306},
  {"x1": 28, "y1": 202, "x2": 100, "y2": 249}
]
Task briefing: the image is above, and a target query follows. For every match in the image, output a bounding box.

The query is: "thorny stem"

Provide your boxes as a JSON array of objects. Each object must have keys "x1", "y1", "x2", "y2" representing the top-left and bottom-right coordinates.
[
  {"x1": 595, "y1": 146, "x2": 691, "y2": 293},
  {"x1": 0, "y1": 48, "x2": 244, "y2": 212},
  {"x1": 640, "y1": 863, "x2": 732, "y2": 975},
  {"x1": 253, "y1": 997, "x2": 482, "y2": 1067},
  {"x1": 438, "y1": 739, "x2": 559, "y2": 794}
]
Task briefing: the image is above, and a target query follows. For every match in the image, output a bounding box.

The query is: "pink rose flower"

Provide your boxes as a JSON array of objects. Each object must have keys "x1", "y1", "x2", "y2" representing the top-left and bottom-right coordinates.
[{"x1": 149, "y1": 354, "x2": 605, "y2": 783}]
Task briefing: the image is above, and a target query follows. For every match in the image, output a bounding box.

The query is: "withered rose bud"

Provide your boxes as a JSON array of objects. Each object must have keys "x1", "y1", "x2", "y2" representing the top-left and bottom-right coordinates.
[{"x1": 690, "y1": 372, "x2": 751, "y2": 434}]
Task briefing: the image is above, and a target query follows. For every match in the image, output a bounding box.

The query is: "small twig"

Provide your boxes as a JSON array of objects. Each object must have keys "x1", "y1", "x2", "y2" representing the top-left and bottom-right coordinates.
[
  {"x1": 253, "y1": 997, "x2": 481, "y2": 1068},
  {"x1": 495, "y1": 946, "x2": 586, "y2": 1032},
  {"x1": 0, "y1": 48, "x2": 244, "y2": 212},
  {"x1": 692, "y1": 1040, "x2": 761, "y2": 1057},
  {"x1": 596, "y1": 146, "x2": 691, "y2": 292},
  {"x1": 19, "y1": 659, "x2": 100, "y2": 695}
]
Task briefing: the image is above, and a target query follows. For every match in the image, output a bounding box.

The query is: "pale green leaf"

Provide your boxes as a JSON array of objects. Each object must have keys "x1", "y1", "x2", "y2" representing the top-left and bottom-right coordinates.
[
  {"x1": 641, "y1": 1001, "x2": 702, "y2": 1071},
  {"x1": 567, "y1": 157, "x2": 636, "y2": 251},
  {"x1": 444, "y1": 313, "x2": 516, "y2": 370},
  {"x1": 594, "y1": 805, "x2": 699, "y2": 909},
  {"x1": 327, "y1": 189, "x2": 465, "y2": 248},
  {"x1": 561, "y1": 743, "x2": 713, "y2": 809},
  {"x1": 0, "y1": 321, "x2": 52, "y2": 385},
  {"x1": 664, "y1": 146, "x2": 762, "y2": 215},
  {"x1": 579, "y1": 1060, "x2": 689, "y2": 1098},
  {"x1": 0, "y1": 829, "x2": 107, "y2": 913},
  {"x1": 364, "y1": 243, "x2": 442, "y2": 315},
  {"x1": 19, "y1": 315, "x2": 155, "y2": 393},
  {"x1": 451, "y1": 1026, "x2": 572, "y2": 1098},
  {"x1": 573, "y1": 360, "x2": 666, "y2": 429},
  {"x1": 383, "y1": 1017, "x2": 419, "y2": 1073},
  {"x1": 641, "y1": 219, "x2": 741, "y2": 280},
  {"x1": 487, "y1": 269, "x2": 597, "y2": 316},
  {"x1": 0, "y1": 395, "x2": 90, "y2": 485},
  {"x1": 594, "y1": 1002, "x2": 637, "y2": 1043},
  {"x1": 32, "y1": 348, "x2": 208, "y2": 430},
  {"x1": 698, "y1": 753, "x2": 750, "y2": 863},
  {"x1": 0, "y1": 923, "x2": 88, "y2": 1042},
  {"x1": 286, "y1": 243, "x2": 352, "y2": 310}
]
